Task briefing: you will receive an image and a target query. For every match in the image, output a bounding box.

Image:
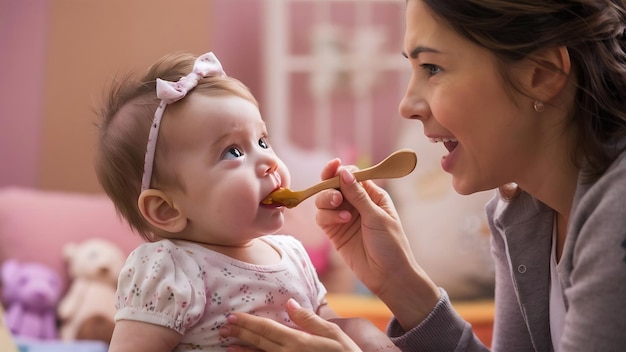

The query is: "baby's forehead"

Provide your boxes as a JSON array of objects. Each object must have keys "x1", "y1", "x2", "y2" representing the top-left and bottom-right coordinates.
[{"x1": 161, "y1": 93, "x2": 266, "y2": 142}]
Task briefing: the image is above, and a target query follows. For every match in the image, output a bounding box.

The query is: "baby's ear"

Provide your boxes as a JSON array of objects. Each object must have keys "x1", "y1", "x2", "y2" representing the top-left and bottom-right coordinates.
[{"x1": 138, "y1": 189, "x2": 187, "y2": 234}]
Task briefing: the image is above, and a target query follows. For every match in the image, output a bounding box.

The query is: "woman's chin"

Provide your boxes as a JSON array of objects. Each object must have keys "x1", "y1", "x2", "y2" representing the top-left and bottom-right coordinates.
[{"x1": 452, "y1": 178, "x2": 480, "y2": 196}]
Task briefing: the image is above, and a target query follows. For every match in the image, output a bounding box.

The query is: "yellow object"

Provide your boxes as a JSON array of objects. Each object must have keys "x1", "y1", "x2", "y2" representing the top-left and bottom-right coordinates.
[
  {"x1": 326, "y1": 293, "x2": 494, "y2": 348},
  {"x1": 0, "y1": 305, "x2": 18, "y2": 352},
  {"x1": 263, "y1": 149, "x2": 417, "y2": 208}
]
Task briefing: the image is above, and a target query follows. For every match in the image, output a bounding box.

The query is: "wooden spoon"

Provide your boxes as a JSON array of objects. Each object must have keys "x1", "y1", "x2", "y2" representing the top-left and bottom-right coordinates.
[{"x1": 262, "y1": 148, "x2": 418, "y2": 208}]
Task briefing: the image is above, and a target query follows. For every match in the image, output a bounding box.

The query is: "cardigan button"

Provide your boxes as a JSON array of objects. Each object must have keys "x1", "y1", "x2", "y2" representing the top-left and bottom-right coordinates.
[{"x1": 517, "y1": 264, "x2": 527, "y2": 274}]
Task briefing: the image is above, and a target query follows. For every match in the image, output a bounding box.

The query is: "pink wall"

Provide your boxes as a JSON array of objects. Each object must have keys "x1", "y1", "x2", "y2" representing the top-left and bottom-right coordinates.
[
  {"x1": 0, "y1": 0, "x2": 403, "y2": 190},
  {"x1": 0, "y1": 0, "x2": 48, "y2": 187},
  {"x1": 211, "y1": 0, "x2": 265, "y2": 109},
  {"x1": 0, "y1": 0, "x2": 260, "y2": 190},
  {"x1": 212, "y1": 1, "x2": 406, "y2": 164},
  {"x1": 0, "y1": 0, "x2": 213, "y2": 191}
]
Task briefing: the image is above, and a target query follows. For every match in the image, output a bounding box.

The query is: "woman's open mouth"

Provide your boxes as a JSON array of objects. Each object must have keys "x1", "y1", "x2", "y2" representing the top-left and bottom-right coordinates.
[
  {"x1": 429, "y1": 137, "x2": 458, "y2": 153},
  {"x1": 429, "y1": 137, "x2": 459, "y2": 173},
  {"x1": 443, "y1": 140, "x2": 458, "y2": 153}
]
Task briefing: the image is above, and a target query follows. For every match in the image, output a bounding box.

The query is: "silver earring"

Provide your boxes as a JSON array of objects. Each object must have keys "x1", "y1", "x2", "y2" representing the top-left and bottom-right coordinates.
[{"x1": 533, "y1": 101, "x2": 545, "y2": 112}]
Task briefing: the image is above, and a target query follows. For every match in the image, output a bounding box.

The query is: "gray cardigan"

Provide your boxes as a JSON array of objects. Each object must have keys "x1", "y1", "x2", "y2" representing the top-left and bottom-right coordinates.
[{"x1": 388, "y1": 141, "x2": 626, "y2": 351}]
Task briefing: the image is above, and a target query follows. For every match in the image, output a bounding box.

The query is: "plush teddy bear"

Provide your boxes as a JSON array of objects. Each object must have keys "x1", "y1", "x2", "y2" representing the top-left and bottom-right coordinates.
[
  {"x1": 57, "y1": 238, "x2": 125, "y2": 343},
  {"x1": 1, "y1": 259, "x2": 63, "y2": 340}
]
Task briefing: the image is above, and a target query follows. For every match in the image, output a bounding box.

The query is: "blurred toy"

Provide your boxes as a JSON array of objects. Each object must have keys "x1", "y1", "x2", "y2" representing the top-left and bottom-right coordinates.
[
  {"x1": 1, "y1": 259, "x2": 62, "y2": 340},
  {"x1": 57, "y1": 238, "x2": 125, "y2": 343}
]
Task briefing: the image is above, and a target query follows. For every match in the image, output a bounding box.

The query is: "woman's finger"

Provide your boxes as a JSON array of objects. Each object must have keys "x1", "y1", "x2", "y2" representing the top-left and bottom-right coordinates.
[
  {"x1": 337, "y1": 169, "x2": 394, "y2": 217},
  {"x1": 285, "y1": 299, "x2": 362, "y2": 351},
  {"x1": 315, "y1": 188, "x2": 344, "y2": 210},
  {"x1": 285, "y1": 299, "x2": 343, "y2": 337},
  {"x1": 220, "y1": 313, "x2": 296, "y2": 351},
  {"x1": 220, "y1": 300, "x2": 362, "y2": 352},
  {"x1": 320, "y1": 158, "x2": 342, "y2": 180}
]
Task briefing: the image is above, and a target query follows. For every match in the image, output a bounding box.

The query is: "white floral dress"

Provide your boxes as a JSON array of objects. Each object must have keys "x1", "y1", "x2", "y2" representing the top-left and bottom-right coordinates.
[{"x1": 115, "y1": 235, "x2": 327, "y2": 351}]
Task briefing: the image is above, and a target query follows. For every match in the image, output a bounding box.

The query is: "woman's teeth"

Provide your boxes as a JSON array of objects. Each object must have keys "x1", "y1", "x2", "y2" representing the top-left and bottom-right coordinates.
[
  {"x1": 428, "y1": 137, "x2": 459, "y2": 153},
  {"x1": 429, "y1": 137, "x2": 458, "y2": 143}
]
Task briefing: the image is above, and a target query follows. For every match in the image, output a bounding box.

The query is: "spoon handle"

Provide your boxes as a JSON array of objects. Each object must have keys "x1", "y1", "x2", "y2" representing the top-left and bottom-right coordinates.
[{"x1": 300, "y1": 149, "x2": 417, "y2": 199}]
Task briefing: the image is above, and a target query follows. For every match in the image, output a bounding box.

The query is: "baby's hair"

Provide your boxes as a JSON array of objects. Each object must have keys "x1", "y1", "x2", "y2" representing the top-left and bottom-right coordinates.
[{"x1": 94, "y1": 52, "x2": 257, "y2": 241}]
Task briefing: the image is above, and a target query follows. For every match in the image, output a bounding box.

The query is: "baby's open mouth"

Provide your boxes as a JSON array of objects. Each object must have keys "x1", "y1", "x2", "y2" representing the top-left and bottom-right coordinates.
[{"x1": 261, "y1": 187, "x2": 283, "y2": 207}]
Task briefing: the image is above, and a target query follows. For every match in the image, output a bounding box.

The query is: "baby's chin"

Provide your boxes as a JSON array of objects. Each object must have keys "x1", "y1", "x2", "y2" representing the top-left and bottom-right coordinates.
[{"x1": 258, "y1": 211, "x2": 286, "y2": 234}]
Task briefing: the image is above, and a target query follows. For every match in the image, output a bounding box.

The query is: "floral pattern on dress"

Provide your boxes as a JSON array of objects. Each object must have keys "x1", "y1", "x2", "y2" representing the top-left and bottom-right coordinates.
[{"x1": 114, "y1": 235, "x2": 327, "y2": 352}]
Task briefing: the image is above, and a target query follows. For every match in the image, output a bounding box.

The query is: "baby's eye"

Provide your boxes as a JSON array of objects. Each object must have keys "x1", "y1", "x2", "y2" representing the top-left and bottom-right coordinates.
[
  {"x1": 223, "y1": 146, "x2": 244, "y2": 160},
  {"x1": 421, "y1": 63, "x2": 441, "y2": 76},
  {"x1": 259, "y1": 138, "x2": 269, "y2": 149}
]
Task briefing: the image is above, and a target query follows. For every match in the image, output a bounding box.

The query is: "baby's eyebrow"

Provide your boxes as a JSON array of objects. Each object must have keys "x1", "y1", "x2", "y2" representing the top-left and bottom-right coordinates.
[{"x1": 211, "y1": 131, "x2": 231, "y2": 150}]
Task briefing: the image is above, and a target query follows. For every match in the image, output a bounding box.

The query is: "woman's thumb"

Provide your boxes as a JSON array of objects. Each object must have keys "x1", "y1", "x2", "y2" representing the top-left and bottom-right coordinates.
[
  {"x1": 338, "y1": 169, "x2": 377, "y2": 213},
  {"x1": 286, "y1": 299, "x2": 336, "y2": 336}
]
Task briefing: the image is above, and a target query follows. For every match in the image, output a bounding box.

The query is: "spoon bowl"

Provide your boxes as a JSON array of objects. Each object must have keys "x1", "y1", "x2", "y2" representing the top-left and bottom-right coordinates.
[{"x1": 263, "y1": 148, "x2": 418, "y2": 208}]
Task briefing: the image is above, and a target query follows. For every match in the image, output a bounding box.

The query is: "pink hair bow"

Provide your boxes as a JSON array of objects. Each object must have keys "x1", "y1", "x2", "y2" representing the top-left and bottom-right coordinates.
[
  {"x1": 156, "y1": 52, "x2": 226, "y2": 104},
  {"x1": 141, "y1": 52, "x2": 226, "y2": 191}
]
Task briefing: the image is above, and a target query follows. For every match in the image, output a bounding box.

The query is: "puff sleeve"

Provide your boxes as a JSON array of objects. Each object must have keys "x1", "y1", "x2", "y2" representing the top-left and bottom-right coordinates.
[{"x1": 114, "y1": 240, "x2": 207, "y2": 334}]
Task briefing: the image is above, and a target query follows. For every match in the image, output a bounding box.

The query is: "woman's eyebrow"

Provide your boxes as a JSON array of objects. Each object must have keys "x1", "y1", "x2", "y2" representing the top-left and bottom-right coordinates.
[{"x1": 402, "y1": 46, "x2": 440, "y2": 59}]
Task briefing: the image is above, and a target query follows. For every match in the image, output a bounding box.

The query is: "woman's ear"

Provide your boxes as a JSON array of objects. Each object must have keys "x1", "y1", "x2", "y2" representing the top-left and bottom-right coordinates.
[
  {"x1": 138, "y1": 189, "x2": 187, "y2": 234},
  {"x1": 523, "y1": 46, "x2": 571, "y2": 103}
]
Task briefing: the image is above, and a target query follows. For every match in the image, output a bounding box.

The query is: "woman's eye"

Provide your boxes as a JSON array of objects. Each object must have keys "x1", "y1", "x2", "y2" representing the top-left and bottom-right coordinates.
[
  {"x1": 421, "y1": 63, "x2": 441, "y2": 76},
  {"x1": 259, "y1": 138, "x2": 269, "y2": 149},
  {"x1": 223, "y1": 146, "x2": 243, "y2": 160}
]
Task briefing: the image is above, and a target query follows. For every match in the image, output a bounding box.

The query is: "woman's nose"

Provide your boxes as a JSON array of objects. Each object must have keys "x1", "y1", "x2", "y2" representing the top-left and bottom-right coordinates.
[{"x1": 399, "y1": 80, "x2": 430, "y2": 121}]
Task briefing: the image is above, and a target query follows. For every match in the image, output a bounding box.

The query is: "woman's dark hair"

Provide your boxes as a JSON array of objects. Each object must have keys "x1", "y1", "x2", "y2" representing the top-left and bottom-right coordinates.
[{"x1": 422, "y1": 0, "x2": 626, "y2": 187}]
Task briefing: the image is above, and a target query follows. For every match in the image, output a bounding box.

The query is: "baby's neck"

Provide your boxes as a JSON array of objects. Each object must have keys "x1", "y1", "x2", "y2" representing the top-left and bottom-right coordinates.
[{"x1": 191, "y1": 237, "x2": 282, "y2": 265}]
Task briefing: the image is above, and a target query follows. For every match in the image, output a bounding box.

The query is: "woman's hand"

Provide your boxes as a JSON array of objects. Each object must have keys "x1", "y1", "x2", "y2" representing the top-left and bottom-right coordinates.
[
  {"x1": 315, "y1": 159, "x2": 417, "y2": 295},
  {"x1": 315, "y1": 159, "x2": 440, "y2": 328},
  {"x1": 219, "y1": 299, "x2": 363, "y2": 352}
]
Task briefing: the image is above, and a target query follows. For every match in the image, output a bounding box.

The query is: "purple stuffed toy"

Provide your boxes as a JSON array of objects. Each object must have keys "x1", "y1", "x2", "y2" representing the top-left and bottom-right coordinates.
[{"x1": 1, "y1": 259, "x2": 62, "y2": 340}]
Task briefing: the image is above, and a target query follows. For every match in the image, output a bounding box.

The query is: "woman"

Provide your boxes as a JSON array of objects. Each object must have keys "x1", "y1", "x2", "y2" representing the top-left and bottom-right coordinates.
[{"x1": 219, "y1": 0, "x2": 626, "y2": 351}]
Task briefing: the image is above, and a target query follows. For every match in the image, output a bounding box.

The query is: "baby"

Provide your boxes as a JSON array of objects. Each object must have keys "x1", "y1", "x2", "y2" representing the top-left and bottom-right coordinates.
[{"x1": 94, "y1": 52, "x2": 335, "y2": 351}]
